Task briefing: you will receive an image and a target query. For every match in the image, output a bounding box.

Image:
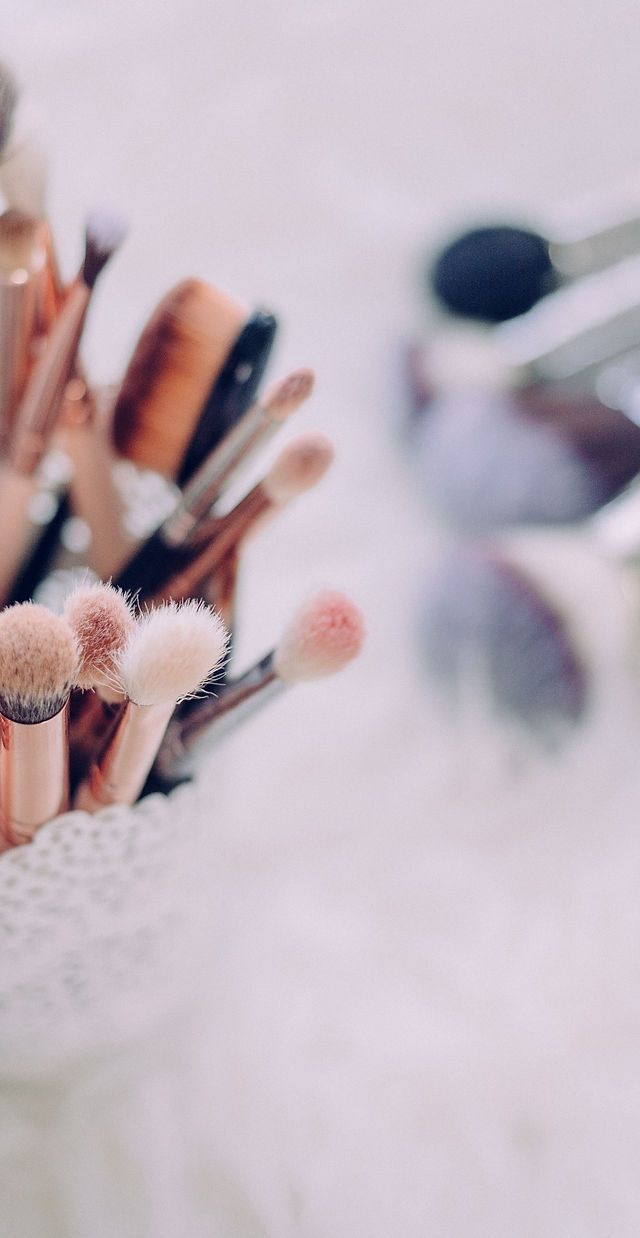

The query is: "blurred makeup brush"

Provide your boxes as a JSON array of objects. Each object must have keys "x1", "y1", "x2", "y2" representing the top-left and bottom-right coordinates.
[
  {"x1": 152, "y1": 591, "x2": 365, "y2": 787},
  {"x1": 111, "y1": 278, "x2": 247, "y2": 478},
  {"x1": 115, "y1": 429, "x2": 333, "y2": 602},
  {"x1": 176, "y1": 307, "x2": 279, "y2": 485},
  {"x1": 64, "y1": 581, "x2": 136, "y2": 783},
  {"x1": 419, "y1": 544, "x2": 588, "y2": 744},
  {"x1": 0, "y1": 209, "x2": 47, "y2": 439},
  {"x1": 0, "y1": 603, "x2": 78, "y2": 847},
  {"x1": 73, "y1": 600, "x2": 227, "y2": 812},
  {"x1": 409, "y1": 381, "x2": 640, "y2": 531},
  {"x1": 0, "y1": 62, "x2": 47, "y2": 217},
  {"x1": 0, "y1": 211, "x2": 126, "y2": 602}
]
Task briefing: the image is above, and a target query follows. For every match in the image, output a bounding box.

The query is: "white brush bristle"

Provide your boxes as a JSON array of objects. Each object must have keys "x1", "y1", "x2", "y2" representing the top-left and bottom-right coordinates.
[
  {"x1": 274, "y1": 590, "x2": 365, "y2": 683},
  {"x1": 117, "y1": 600, "x2": 228, "y2": 706},
  {"x1": 264, "y1": 433, "x2": 334, "y2": 503},
  {"x1": 0, "y1": 602, "x2": 79, "y2": 723}
]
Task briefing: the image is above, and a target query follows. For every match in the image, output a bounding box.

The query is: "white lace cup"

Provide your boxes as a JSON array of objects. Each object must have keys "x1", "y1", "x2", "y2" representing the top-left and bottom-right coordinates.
[{"x1": 0, "y1": 782, "x2": 214, "y2": 1075}]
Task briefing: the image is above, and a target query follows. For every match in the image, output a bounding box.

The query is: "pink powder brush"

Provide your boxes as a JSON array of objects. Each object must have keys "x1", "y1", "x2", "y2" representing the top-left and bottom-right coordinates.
[
  {"x1": 147, "y1": 432, "x2": 335, "y2": 605},
  {"x1": 152, "y1": 591, "x2": 365, "y2": 788},
  {"x1": 73, "y1": 600, "x2": 228, "y2": 812},
  {"x1": 0, "y1": 210, "x2": 126, "y2": 602},
  {"x1": 0, "y1": 602, "x2": 79, "y2": 848},
  {"x1": 64, "y1": 582, "x2": 136, "y2": 783}
]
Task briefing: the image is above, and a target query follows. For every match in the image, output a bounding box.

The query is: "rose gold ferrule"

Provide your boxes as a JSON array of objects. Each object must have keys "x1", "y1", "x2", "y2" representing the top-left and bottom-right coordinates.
[
  {"x1": 74, "y1": 699, "x2": 175, "y2": 812},
  {"x1": 0, "y1": 703, "x2": 69, "y2": 848},
  {"x1": 11, "y1": 279, "x2": 90, "y2": 474}
]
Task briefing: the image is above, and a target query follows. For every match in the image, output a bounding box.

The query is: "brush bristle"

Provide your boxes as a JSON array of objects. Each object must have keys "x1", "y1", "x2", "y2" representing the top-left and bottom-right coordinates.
[
  {"x1": 82, "y1": 208, "x2": 127, "y2": 288},
  {"x1": 274, "y1": 591, "x2": 365, "y2": 683},
  {"x1": 264, "y1": 368, "x2": 315, "y2": 421},
  {"x1": 265, "y1": 433, "x2": 334, "y2": 503},
  {"x1": 64, "y1": 583, "x2": 135, "y2": 691},
  {"x1": 0, "y1": 62, "x2": 18, "y2": 153},
  {"x1": 0, "y1": 603, "x2": 79, "y2": 723},
  {"x1": 117, "y1": 600, "x2": 228, "y2": 706}
]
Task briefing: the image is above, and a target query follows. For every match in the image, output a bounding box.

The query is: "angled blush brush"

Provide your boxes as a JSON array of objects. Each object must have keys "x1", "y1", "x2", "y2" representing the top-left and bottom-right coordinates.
[
  {"x1": 176, "y1": 307, "x2": 279, "y2": 485},
  {"x1": 0, "y1": 603, "x2": 78, "y2": 847},
  {"x1": 0, "y1": 211, "x2": 126, "y2": 602},
  {"x1": 152, "y1": 591, "x2": 365, "y2": 788},
  {"x1": 111, "y1": 279, "x2": 247, "y2": 479},
  {"x1": 73, "y1": 600, "x2": 227, "y2": 812}
]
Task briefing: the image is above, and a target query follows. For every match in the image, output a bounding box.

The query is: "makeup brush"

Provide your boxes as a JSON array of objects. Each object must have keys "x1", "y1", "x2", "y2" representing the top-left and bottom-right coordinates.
[
  {"x1": 64, "y1": 581, "x2": 136, "y2": 783},
  {"x1": 115, "y1": 430, "x2": 334, "y2": 602},
  {"x1": 428, "y1": 190, "x2": 640, "y2": 323},
  {"x1": 419, "y1": 544, "x2": 588, "y2": 744},
  {"x1": 0, "y1": 209, "x2": 47, "y2": 440},
  {"x1": 149, "y1": 432, "x2": 334, "y2": 606},
  {"x1": 0, "y1": 603, "x2": 78, "y2": 847},
  {"x1": 0, "y1": 211, "x2": 126, "y2": 603},
  {"x1": 409, "y1": 381, "x2": 640, "y2": 531},
  {"x1": 176, "y1": 307, "x2": 279, "y2": 485},
  {"x1": 152, "y1": 591, "x2": 365, "y2": 787},
  {"x1": 111, "y1": 279, "x2": 247, "y2": 478},
  {"x1": 73, "y1": 600, "x2": 228, "y2": 812}
]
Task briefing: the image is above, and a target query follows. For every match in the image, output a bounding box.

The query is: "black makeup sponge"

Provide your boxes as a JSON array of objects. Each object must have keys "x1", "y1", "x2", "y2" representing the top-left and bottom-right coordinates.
[{"x1": 429, "y1": 225, "x2": 559, "y2": 323}]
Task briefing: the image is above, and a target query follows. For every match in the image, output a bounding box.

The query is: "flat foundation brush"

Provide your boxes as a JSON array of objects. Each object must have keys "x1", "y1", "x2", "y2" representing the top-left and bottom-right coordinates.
[
  {"x1": 152, "y1": 591, "x2": 365, "y2": 788},
  {"x1": 73, "y1": 600, "x2": 227, "y2": 812},
  {"x1": 0, "y1": 210, "x2": 126, "y2": 602},
  {"x1": 0, "y1": 602, "x2": 79, "y2": 847}
]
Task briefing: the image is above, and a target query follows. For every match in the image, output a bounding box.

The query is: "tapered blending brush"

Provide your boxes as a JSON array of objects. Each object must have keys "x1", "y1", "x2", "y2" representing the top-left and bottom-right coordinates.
[
  {"x1": 0, "y1": 209, "x2": 47, "y2": 439},
  {"x1": 115, "y1": 430, "x2": 333, "y2": 602},
  {"x1": 64, "y1": 582, "x2": 136, "y2": 783},
  {"x1": 0, "y1": 211, "x2": 126, "y2": 603},
  {"x1": 73, "y1": 600, "x2": 227, "y2": 812},
  {"x1": 111, "y1": 279, "x2": 247, "y2": 479},
  {"x1": 0, "y1": 603, "x2": 79, "y2": 847},
  {"x1": 152, "y1": 591, "x2": 365, "y2": 788},
  {"x1": 176, "y1": 307, "x2": 279, "y2": 485}
]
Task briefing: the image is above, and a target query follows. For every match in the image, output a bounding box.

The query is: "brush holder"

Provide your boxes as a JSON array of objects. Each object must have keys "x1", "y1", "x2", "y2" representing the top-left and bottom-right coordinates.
[{"x1": 0, "y1": 777, "x2": 217, "y2": 1077}]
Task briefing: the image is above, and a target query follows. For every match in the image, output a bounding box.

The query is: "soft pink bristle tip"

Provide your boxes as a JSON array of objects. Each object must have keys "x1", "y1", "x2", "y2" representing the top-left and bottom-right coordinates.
[
  {"x1": 275, "y1": 590, "x2": 365, "y2": 683},
  {"x1": 64, "y1": 583, "x2": 135, "y2": 690}
]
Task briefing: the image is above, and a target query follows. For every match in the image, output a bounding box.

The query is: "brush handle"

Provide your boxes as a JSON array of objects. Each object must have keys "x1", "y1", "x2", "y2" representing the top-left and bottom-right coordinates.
[
  {"x1": 74, "y1": 699, "x2": 175, "y2": 811},
  {"x1": 0, "y1": 705, "x2": 69, "y2": 847},
  {"x1": 176, "y1": 308, "x2": 278, "y2": 485},
  {"x1": 113, "y1": 527, "x2": 201, "y2": 601}
]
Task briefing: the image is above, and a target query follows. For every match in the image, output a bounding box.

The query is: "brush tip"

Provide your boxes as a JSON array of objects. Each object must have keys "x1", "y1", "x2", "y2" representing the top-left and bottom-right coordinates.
[
  {"x1": 118, "y1": 600, "x2": 228, "y2": 706},
  {"x1": 64, "y1": 582, "x2": 135, "y2": 691},
  {"x1": 264, "y1": 368, "x2": 315, "y2": 420},
  {"x1": 265, "y1": 433, "x2": 334, "y2": 503},
  {"x1": 82, "y1": 208, "x2": 127, "y2": 288},
  {"x1": 0, "y1": 603, "x2": 79, "y2": 723},
  {"x1": 275, "y1": 591, "x2": 365, "y2": 683}
]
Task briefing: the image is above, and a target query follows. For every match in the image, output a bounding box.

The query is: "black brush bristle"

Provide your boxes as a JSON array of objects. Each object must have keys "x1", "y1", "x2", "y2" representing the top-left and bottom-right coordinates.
[
  {"x1": 429, "y1": 225, "x2": 558, "y2": 323},
  {"x1": 82, "y1": 209, "x2": 127, "y2": 288}
]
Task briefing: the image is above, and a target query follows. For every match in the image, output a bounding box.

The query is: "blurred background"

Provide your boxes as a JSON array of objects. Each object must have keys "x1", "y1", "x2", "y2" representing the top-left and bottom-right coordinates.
[{"x1": 6, "y1": 0, "x2": 640, "y2": 1234}]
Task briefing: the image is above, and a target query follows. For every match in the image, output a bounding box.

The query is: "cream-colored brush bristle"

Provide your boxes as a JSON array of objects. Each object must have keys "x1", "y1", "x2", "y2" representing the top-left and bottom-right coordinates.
[
  {"x1": 64, "y1": 583, "x2": 135, "y2": 691},
  {"x1": 117, "y1": 600, "x2": 228, "y2": 707},
  {"x1": 274, "y1": 591, "x2": 365, "y2": 683},
  {"x1": 264, "y1": 433, "x2": 334, "y2": 504},
  {"x1": 263, "y1": 368, "x2": 315, "y2": 421},
  {"x1": 0, "y1": 602, "x2": 79, "y2": 722}
]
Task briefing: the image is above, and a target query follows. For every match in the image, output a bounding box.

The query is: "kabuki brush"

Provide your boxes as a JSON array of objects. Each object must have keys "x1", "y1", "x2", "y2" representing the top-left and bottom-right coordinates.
[
  {"x1": 151, "y1": 591, "x2": 365, "y2": 790},
  {"x1": 0, "y1": 210, "x2": 126, "y2": 602},
  {"x1": 0, "y1": 602, "x2": 79, "y2": 847},
  {"x1": 115, "y1": 429, "x2": 333, "y2": 603},
  {"x1": 74, "y1": 600, "x2": 227, "y2": 811}
]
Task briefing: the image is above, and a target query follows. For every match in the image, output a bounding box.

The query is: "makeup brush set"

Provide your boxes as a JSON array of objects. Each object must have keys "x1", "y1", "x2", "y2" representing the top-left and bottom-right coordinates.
[
  {"x1": 0, "y1": 58, "x2": 364, "y2": 852},
  {"x1": 402, "y1": 185, "x2": 640, "y2": 743}
]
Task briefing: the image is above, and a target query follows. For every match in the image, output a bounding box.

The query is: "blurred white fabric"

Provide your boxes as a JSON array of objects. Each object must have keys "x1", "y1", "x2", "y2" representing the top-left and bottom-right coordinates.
[{"x1": 5, "y1": 2, "x2": 640, "y2": 1234}]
